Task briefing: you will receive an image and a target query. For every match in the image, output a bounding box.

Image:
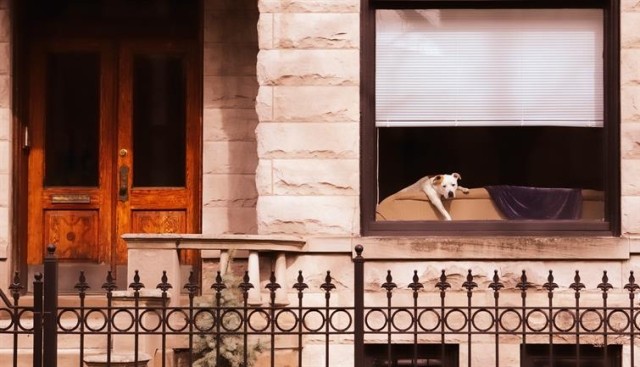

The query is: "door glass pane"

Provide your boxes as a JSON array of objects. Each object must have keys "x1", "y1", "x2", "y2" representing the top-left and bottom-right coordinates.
[
  {"x1": 45, "y1": 52, "x2": 100, "y2": 187},
  {"x1": 133, "y1": 54, "x2": 186, "y2": 187}
]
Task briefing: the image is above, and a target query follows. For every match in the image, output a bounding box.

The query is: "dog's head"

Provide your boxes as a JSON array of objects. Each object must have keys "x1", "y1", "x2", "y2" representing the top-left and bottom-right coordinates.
[{"x1": 431, "y1": 173, "x2": 462, "y2": 199}]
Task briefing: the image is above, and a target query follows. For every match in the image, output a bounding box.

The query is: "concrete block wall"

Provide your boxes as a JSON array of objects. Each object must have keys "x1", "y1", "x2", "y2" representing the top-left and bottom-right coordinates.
[
  {"x1": 202, "y1": 0, "x2": 260, "y2": 234},
  {"x1": 621, "y1": 0, "x2": 640, "y2": 234},
  {"x1": 255, "y1": 0, "x2": 361, "y2": 236}
]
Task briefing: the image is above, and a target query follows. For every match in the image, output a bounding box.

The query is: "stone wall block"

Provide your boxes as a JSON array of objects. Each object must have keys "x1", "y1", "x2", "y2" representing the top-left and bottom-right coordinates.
[
  {"x1": 202, "y1": 207, "x2": 258, "y2": 234},
  {"x1": 0, "y1": 75, "x2": 9, "y2": 108},
  {"x1": 202, "y1": 174, "x2": 258, "y2": 208},
  {"x1": 0, "y1": 43, "x2": 9, "y2": 75},
  {"x1": 622, "y1": 196, "x2": 640, "y2": 234},
  {"x1": 256, "y1": 85, "x2": 274, "y2": 122},
  {"x1": 272, "y1": 159, "x2": 359, "y2": 195},
  {"x1": 204, "y1": 76, "x2": 258, "y2": 109},
  {"x1": 0, "y1": 107, "x2": 9, "y2": 140},
  {"x1": 257, "y1": 196, "x2": 359, "y2": 235},
  {"x1": 0, "y1": 173, "x2": 6, "y2": 207},
  {"x1": 622, "y1": 0, "x2": 640, "y2": 10},
  {"x1": 621, "y1": 123, "x2": 640, "y2": 159},
  {"x1": 273, "y1": 86, "x2": 359, "y2": 122},
  {"x1": 204, "y1": 43, "x2": 258, "y2": 77},
  {"x1": 622, "y1": 86, "x2": 640, "y2": 121},
  {"x1": 203, "y1": 141, "x2": 258, "y2": 174},
  {"x1": 258, "y1": 13, "x2": 274, "y2": 50},
  {"x1": 273, "y1": 13, "x2": 359, "y2": 49},
  {"x1": 203, "y1": 108, "x2": 258, "y2": 142},
  {"x1": 0, "y1": 10, "x2": 8, "y2": 43},
  {"x1": 258, "y1": 49, "x2": 359, "y2": 86},
  {"x1": 256, "y1": 159, "x2": 274, "y2": 195},
  {"x1": 0, "y1": 140, "x2": 7, "y2": 174},
  {"x1": 622, "y1": 159, "x2": 640, "y2": 196},
  {"x1": 0, "y1": 207, "x2": 7, "y2": 240},
  {"x1": 622, "y1": 49, "x2": 640, "y2": 86},
  {"x1": 259, "y1": 0, "x2": 359, "y2": 13},
  {"x1": 256, "y1": 123, "x2": 358, "y2": 159},
  {"x1": 622, "y1": 12, "x2": 640, "y2": 49}
]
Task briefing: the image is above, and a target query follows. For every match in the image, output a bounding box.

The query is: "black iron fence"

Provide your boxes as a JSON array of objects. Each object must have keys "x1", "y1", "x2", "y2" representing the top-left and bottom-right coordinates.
[{"x1": 1, "y1": 244, "x2": 639, "y2": 366}]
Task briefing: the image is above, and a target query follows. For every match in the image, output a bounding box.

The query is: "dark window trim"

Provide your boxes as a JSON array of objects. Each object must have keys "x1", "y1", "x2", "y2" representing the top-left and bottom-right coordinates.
[{"x1": 360, "y1": 0, "x2": 621, "y2": 236}]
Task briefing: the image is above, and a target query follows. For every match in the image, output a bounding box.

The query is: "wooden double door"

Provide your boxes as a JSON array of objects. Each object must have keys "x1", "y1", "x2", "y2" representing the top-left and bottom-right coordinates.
[{"x1": 26, "y1": 40, "x2": 200, "y2": 266}]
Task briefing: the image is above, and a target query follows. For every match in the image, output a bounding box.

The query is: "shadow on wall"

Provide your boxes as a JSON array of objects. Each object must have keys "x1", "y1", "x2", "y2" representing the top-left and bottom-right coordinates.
[{"x1": 204, "y1": 0, "x2": 260, "y2": 233}]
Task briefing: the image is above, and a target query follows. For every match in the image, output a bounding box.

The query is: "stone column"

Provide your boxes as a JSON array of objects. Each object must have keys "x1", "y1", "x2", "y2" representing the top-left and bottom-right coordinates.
[
  {"x1": 274, "y1": 252, "x2": 288, "y2": 305},
  {"x1": 255, "y1": 0, "x2": 361, "y2": 237},
  {"x1": 247, "y1": 251, "x2": 262, "y2": 305}
]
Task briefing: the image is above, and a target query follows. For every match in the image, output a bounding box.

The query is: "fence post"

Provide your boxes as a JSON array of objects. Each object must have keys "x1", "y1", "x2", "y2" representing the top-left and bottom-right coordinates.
[
  {"x1": 32, "y1": 273, "x2": 43, "y2": 367},
  {"x1": 353, "y1": 245, "x2": 364, "y2": 366},
  {"x1": 43, "y1": 244, "x2": 58, "y2": 367}
]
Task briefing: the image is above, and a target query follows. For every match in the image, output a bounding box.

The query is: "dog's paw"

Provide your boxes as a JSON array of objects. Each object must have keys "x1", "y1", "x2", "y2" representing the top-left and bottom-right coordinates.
[{"x1": 460, "y1": 187, "x2": 470, "y2": 194}]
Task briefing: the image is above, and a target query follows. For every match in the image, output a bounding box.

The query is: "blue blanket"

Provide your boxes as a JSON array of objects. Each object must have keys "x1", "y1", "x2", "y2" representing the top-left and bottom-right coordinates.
[{"x1": 485, "y1": 185, "x2": 582, "y2": 220}]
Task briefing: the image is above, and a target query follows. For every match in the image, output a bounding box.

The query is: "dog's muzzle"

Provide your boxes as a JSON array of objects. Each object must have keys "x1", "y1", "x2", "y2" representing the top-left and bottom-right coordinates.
[{"x1": 447, "y1": 191, "x2": 455, "y2": 198}]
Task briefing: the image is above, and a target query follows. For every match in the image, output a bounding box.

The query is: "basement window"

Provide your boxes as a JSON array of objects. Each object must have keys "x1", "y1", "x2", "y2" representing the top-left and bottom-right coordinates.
[
  {"x1": 365, "y1": 344, "x2": 459, "y2": 366},
  {"x1": 521, "y1": 344, "x2": 622, "y2": 367},
  {"x1": 361, "y1": 0, "x2": 620, "y2": 235}
]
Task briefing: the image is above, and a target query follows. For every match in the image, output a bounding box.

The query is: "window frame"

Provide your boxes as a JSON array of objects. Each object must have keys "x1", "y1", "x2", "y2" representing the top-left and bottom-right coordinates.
[{"x1": 360, "y1": 0, "x2": 621, "y2": 236}]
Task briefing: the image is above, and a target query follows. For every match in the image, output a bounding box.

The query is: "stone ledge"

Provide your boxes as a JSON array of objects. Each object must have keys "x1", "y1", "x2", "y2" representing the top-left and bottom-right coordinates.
[
  {"x1": 84, "y1": 352, "x2": 151, "y2": 367},
  {"x1": 123, "y1": 233, "x2": 306, "y2": 252},
  {"x1": 355, "y1": 236, "x2": 630, "y2": 260}
]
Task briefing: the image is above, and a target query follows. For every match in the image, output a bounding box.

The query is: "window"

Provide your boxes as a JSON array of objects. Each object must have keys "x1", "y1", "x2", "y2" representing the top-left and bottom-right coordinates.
[
  {"x1": 521, "y1": 344, "x2": 622, "y2": 367},
  {"x1": 361, "y1": 0, "x2": 620, "y2": 235}
]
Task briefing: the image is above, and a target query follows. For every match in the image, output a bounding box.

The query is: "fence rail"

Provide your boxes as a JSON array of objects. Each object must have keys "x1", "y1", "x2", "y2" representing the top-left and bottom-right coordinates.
[{"x1": 0, "y1": 244, "x2": 638, "y2": 366}]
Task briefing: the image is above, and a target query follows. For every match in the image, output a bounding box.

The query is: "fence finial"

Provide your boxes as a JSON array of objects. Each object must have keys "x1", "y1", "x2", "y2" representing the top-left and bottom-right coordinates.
[
  {"x1": 355, "y1": 244, "x2": 364, "y2": 257},
  {"x1": 543, "y1": 270, "x2": 558, "y2": 293},
  {"x1": 293, "y1": 270, "x2": 308, "y2": 293},
  {"x1": 408, "y1": 270, "x2": 423, "y2": 292},
  {"x1": 625, "y1": 271, "x2": 639, "y2": 294},
  {"x1": 597, "y1": 270, "x2": 613, "y2": 293},
  {"x1": 156, "y1": 271, "x2": 172, "y2": 293},
  {"x1": 46, "y1": 244, "x2": 56, "y2": 256},
  {"x1": 435, "y1": 270, "x2": 451, "y2": 292},
  {"x1": 489, "y1": 270, "x2": 504, "y2": 293},
  {"x1": 102, "y1": 271, "x2": 117, "y2": 292},
  {"x1": 570, "y1": 270, "x2": 585, "y2": 294},
  {"x1": 516, "y1": 270, "x2": 533, "y2": 292},
  {"x1": 183, "y1": 271, "x2": 200, "y2": 296},
  {"x1": 462, "y1": 269, "x2": 478, "y2": 292},
  {"x1": 74, "y1": 271, "x2": 90, "y2": 295},
  {"x1": 382, "y1": 270, "x2": 397, "y2": 293},
  {"x1": 129, "y1": 270, "x2": 145, "y2": 292},
  {"x1": 211, "y1": 271, "x2": 227, "y2": 293}
]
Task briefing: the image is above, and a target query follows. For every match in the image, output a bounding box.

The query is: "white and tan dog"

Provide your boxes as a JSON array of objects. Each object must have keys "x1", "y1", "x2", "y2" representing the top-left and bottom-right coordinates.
[{"x1": 400, "y1": 173, "x2": 469, "y2": 220}]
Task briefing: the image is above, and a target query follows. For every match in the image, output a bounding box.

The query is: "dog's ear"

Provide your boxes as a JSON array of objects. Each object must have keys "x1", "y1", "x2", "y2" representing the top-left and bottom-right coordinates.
[
  {"x1": 432, "y1": 175, "x2": 443, "y2": 185},
  {"x1": 452, "y1": 172, "x2": 461, "y2": 180}
]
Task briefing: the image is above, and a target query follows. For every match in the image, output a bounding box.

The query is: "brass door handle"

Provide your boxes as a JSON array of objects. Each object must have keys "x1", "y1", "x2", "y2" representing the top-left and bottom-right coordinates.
[{"x1": 119, "y1": 165, "x2": 129, "y2": 201}]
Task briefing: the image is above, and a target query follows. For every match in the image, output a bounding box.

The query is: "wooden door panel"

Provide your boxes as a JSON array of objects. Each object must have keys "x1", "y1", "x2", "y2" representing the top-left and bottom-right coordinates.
[
  {"x1": 27, "y1": 41, "x2": 115, "y2": 265},
  {"x1": 114, "y1": 41, "x2": 200, "y2": 265},
  {"x1": 44, "y1": 210, "x2": 100, "y2": 262},
  {"x1": 131, "y1": 210, "x2": 186, "y2": 233}
]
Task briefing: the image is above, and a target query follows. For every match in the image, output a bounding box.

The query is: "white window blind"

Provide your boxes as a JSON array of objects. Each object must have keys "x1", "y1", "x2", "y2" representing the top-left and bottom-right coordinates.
[{"x1": 376, "y1": 9, "x2": 604, "y2": 127}]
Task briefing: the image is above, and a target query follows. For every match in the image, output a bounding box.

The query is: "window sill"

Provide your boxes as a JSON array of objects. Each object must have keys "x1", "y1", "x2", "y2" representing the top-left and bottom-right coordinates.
[
  {"x1": 364, "y1": 219, "x2": 613, "y2": 237},
  {"x1": 355, "y1": 233, "x2": 629, "y2": 260}
]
